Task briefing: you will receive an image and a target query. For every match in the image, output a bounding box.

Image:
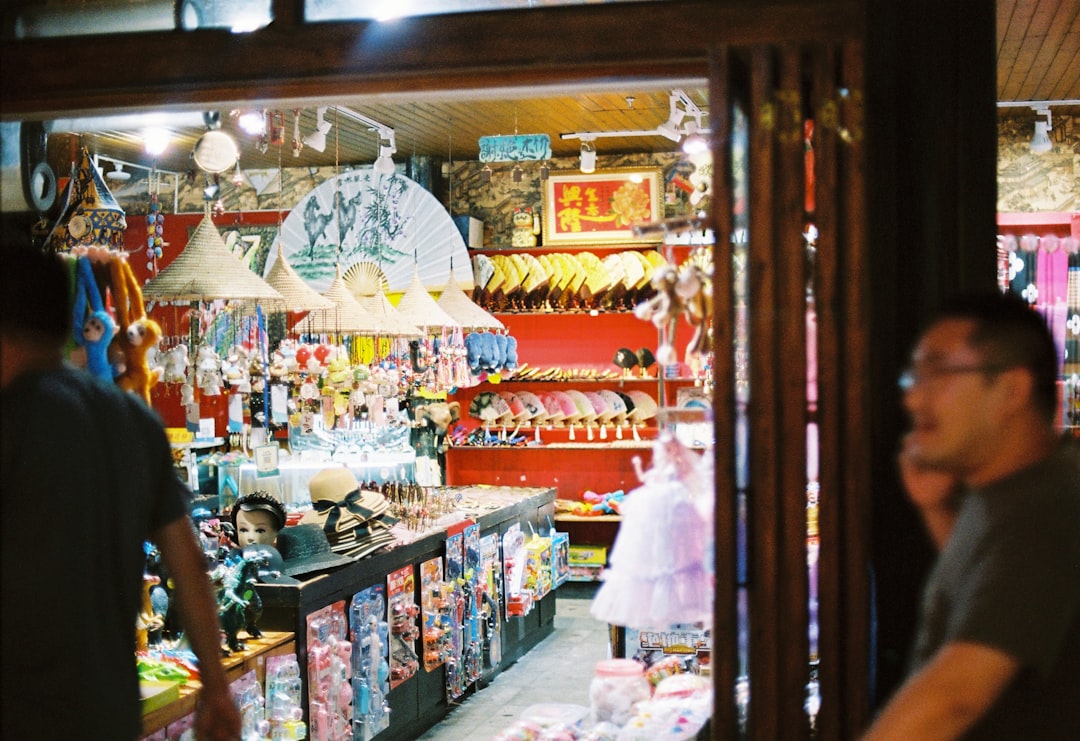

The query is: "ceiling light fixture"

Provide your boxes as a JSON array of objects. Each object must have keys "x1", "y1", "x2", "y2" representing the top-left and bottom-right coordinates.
[
  {"x1": 373, "y1": 131, "x2": 397, "y2": 175},
  {"x1": 237, "y1": 110, "x2": 266, "y2": 136},
  {"x1": 303, "y1": 107, "x2": 333, "y2": 152},
  {"x1": 1029, "y1": 107, "x2": 1053, "y2": 154},
  {"x1": 580, "y1": 138, "x2": 597, "y2": 174},
  {"x1": 106, "y1": 162, "x2": 130, "y2": 182},
  {"x1": 562, "y1": 89, "x2": 708, "y2": 148},
  {"x1": 143, "y1": 127, "x2": 171, "y2": 156},
  {"x1": 681, "y1": 119, "x2": 709, "y2": 155},
  {"x1": 333, "y1": 106, "x2": 397, "y2": 175}
]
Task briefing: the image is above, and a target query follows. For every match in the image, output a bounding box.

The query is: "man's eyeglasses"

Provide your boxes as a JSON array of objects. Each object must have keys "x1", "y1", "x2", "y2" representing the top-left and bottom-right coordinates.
[{"x1": 897, "y1": 364, "x2": 1009, "y2": 391}]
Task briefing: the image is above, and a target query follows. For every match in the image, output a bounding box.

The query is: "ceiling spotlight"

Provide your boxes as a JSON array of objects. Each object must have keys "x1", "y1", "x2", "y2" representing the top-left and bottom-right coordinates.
[
  {"x1": 237, "y1": 110, "x2": 266, "y2": 136},
  {"x1": 682, "y1": 121, "x2": 709, "y2": 155},
  {"x1": 106, "y1": 162, "x2": 130, "y2": 182},
  {"x1": 580, "y1": 139, "x2": 597, "y2": 174},
  {"x1": 512, "y1": 164, "x2": 524, "y2": 183},
  {"x1": 373, "y1": 129, "x2": 397, "y2": 175},
  {"x1": 1030, "y1": 108, "x2": 1053, "y2": 154},
  {"x1": 143, "y1": 127, "x2": 170, "y2": 156},
  {"x1": 303, "y1": 107, "x2": 332, "y2": 152}
]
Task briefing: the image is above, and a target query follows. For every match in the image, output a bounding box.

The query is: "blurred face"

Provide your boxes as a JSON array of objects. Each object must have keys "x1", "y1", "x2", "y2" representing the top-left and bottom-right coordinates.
[
  {"x1": 235, "y1": 508, "x2": 279, "y2": 546},
  {"x1": 900, "y1": 318, "x2": 1006, "y2": 477}
]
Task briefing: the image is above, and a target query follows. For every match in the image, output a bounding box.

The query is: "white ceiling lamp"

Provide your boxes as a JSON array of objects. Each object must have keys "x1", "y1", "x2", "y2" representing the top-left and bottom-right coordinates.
[
  {"x1": 143, "y1": 127, "x2": 171, "y2": 156},
  {"x1": 681, "y1": 118, "x2": 709, "y2": 155},
  {"x1": 562, "y1": 88, "x2": 708, "y2": 147},
  {"x1": 303, "y1": 106, "x2": 332, "y2": 152},
  {"x1": 1030, "y1": 107, "x2": 1053, "y2": 154},
  {"x1": 334, "y1": 105, "x2": 397, "y2": 175},
  {"x1": 579, "y1": 138, "x2": 597, "y2": 173},
  {"x1": 106, "y1": 161, "x2": 130, "y2": 182},
  {"x1": 373, "y1": 130, "x2": 397, "y2": 175}
]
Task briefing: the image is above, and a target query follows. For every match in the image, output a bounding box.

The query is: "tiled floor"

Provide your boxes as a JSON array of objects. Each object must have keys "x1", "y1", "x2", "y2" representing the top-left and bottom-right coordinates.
[{"x1": 416, "y1": 581, "x2": 610, "y2": 740}]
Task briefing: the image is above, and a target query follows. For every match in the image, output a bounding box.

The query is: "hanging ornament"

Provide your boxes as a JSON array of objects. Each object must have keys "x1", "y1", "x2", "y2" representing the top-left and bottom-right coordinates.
[{"x1": 145, "y1": 184, "x2": 166, "y2": 275}]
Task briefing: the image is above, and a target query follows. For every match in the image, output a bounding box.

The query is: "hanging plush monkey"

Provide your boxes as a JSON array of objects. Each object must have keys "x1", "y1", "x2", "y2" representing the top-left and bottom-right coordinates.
[
  {"x1": 71, "y1": 255, "x2": 117, "y2": 382},
  {"x1": 109, "y1": 255, "x2": 162, "y2": 404}
]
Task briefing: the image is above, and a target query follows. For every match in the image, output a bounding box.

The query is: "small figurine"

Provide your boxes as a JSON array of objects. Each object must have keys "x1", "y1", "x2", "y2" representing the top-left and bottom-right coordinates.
[{"x1": 215, "y1": 550, "x2": 265, "y2": 654}]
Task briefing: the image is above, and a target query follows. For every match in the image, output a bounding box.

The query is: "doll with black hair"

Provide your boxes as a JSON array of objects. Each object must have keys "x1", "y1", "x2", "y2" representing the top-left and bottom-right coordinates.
[{"x1": 230, "y1": 490, "x2": 286, "y2": 547}]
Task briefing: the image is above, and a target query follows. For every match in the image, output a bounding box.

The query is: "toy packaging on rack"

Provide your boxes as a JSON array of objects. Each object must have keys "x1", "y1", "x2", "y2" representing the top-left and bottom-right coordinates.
[
  {"x1": 523, "y1": 529, "x2": 553, "y2": 601},
  {"x1": 349, "y1": 585, "x2": 391, "y2": 740},
  {"x1": 420, "y1": 555, "x2": 454, "y2": 672},
  {"x1": 622, "y1": 624, "x2": 711, "y2": 678},
  {"x1": 444, "y1": 522, "x2": 469, "y2": 700},
  {"x1": 479, "y1": 532, "x2": 503, "y2": 671},
  {"x1": 461, "y1": 521, "x2": 484, "y2": 687},
  {"x1": 502, "y1": 523, "x2": 532, "y2": 618},
  {"x1": 232, "y1": 669, "x2": 272, "y2": 740},
  {"x1": 386, "y1": 565, "x2": 419, "y2": 688},
  {"x1": 306, "y1": 602, "x2": 353, "y2": 741},
  {"x1": 264, "y1": 654, "x2": 307, "y2": 740},
  {"x1": 551, "y1": 530, "x2": 570, "y2": 589}
]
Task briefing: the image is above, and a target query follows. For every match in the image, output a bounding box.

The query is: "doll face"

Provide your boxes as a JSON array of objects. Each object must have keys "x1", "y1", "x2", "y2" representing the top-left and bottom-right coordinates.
[
  {"x1": 235, "y1": 508, "x2": 280, "y2": 546},
  {"x1": 83, "y1": 315, "x2": 108, "y2": 343}
]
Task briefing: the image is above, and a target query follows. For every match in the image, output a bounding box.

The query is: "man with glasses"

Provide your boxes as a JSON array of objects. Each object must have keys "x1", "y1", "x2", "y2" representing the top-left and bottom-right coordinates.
[{"x1": 863, "y1": 291, "x2": 1080, "y2": 740}]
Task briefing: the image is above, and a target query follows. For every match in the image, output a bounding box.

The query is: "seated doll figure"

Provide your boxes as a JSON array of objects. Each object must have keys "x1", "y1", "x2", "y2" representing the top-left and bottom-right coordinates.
[{"x1": 231, "y1": 491, "x2": 286, "y2": 547}]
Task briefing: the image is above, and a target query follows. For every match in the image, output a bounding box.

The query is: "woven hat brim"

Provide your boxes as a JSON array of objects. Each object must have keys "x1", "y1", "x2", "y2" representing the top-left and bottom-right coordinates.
[{"x1": 143, "y1": 214, "x2": 284, "y2": 301}]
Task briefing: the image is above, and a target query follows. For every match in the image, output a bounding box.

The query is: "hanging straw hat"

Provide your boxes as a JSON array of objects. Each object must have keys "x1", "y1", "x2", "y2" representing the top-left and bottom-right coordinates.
[
  {"x1": 143, "y1": 208, "x2": 284, "y2": 302},
  {"x1": 394, "y1": 266, "x2": 460, "y2": 331},
  {"x1": 293, "y1": 264, "x2": 385, "y2": 335},
  {"x1": 355, "y1": 290, "x2": 424, "y2": 338},
  {"x1": 263, "y1": 245, "x2": 335, "y2": 312},
  {"x1": 436, "y1": 268, "x2": 504, "y2": 331}
]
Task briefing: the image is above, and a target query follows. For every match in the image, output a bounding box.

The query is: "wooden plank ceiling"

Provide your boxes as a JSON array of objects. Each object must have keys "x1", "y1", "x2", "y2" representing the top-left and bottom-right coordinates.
[{"x1": 16, "y1": 0, "x2": 1080, "y2": 173}]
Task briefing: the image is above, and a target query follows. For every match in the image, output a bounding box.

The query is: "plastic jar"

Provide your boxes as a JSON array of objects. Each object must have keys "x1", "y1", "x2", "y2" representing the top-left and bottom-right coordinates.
[{"x1": 589, "y1": 659, "x2": 650, "y2": 726}]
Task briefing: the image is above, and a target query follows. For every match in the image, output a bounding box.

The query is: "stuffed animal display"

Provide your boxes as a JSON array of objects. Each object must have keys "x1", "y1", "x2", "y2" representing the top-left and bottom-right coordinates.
[
  {"x1": 464, "y1": 330, "x2": 519, "y2": 377},
  {"x1": 71, "y1": 255, "x2": 117, "y2": 382},
  {"x1": 109, "y1": 255, "x2": 162, "y2": 404}
]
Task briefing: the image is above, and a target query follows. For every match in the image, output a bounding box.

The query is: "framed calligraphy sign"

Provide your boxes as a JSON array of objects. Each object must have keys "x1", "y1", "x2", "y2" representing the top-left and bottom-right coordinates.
[{"x1": 541, "y1": 168, "x2": 662, "y2": 245}]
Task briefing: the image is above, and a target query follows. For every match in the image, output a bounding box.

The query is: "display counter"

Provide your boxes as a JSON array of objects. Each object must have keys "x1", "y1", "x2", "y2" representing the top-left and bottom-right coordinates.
[
  {"x1": 255, "y1": 485, "x2": 557, "y2": 741},
  {"x1": 140, "y1": 631, "x2": 296, "y2": 737}
]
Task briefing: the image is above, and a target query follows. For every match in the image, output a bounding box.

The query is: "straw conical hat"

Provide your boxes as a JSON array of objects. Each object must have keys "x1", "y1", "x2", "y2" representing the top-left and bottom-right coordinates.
[
  {"x1": 436, "y1": 268, "x2": 504, "y2": 331},
  {"x1": 143, "y1": 210, "x2": 283, "y2": 302},
  {"x1": 355, "y1": 290, "x2": 422, "y2": 338},
  {"x1": 394, "y1": 267, "x2": 460, "y2": 330},
  {"x1": 293, "y1": 265, "x2": 385, "y2": 335},
  {"x1": 263, "y1": 245, "x2": 335, "y2": 312},
  {"x1": 46, "y1": 148, "x2": 127, "y2": 252}
]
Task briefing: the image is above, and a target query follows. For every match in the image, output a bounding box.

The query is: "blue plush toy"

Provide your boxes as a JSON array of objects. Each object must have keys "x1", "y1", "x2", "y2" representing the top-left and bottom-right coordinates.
[
  {"x1": 465, "y1": 332, "x2": 484, "y2": 374},
  {"x1": 72, "y1": 256, "x2": 117, "y2": 382},
  {"x1": 492, "y1": 333, "x2": 507, "y2": 372},
  {"x1": 502, "y1": 334, "x2": 519, "y2": 373}
]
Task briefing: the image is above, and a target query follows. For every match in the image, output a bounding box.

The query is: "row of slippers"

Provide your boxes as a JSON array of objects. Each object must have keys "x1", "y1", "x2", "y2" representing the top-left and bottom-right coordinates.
[{"x1": 468, "y1": 388, "x2": 658, "y2": 427}]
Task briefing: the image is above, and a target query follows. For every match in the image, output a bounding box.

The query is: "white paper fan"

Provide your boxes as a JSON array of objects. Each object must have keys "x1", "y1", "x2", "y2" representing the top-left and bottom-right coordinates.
[
  {"x1": 342, "y1": 261, "x2": 390, "y2": 299},
  {"x1": 265, "y1": 169, "x2": 470, "y2": 294}
]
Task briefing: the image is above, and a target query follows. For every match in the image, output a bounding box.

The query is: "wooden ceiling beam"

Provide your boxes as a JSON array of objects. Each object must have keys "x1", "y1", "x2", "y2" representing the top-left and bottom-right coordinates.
[{"x1": 1, "y1": 1, "x2": 862, "y2": 120}]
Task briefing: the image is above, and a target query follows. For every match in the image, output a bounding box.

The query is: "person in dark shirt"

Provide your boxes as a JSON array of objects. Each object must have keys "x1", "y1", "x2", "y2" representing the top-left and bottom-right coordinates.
[
  {"x1": 1, "y1": 243, "x2": 241, "y2": 740},
  {"x1": 862, "y1": 292, "x2": 1080, "y2": 740}
]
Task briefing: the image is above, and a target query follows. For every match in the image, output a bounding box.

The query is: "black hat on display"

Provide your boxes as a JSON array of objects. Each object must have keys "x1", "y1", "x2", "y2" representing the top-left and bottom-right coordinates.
[
  {"x1": 274, "y1": 524, "x2": 355, "y2": 578},
  {"x1": 240, "y1": 543, "x2": 301, "y2": 586}
]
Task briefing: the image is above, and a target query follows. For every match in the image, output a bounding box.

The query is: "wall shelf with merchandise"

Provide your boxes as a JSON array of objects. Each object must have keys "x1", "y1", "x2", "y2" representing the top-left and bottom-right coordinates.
[{"x1": 447, "y1": 238, "x2": 711, "y2": 503}]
